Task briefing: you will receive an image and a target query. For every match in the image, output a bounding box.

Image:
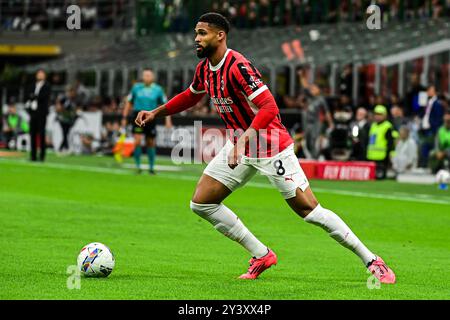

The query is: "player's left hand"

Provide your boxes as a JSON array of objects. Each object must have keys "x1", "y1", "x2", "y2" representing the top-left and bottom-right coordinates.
[
  {"x1": 228, "y1": 128, "x2": 257, "y2": 169},
  {"x1": 228, "y1": 142, "x2": 245, "y2": 169}
]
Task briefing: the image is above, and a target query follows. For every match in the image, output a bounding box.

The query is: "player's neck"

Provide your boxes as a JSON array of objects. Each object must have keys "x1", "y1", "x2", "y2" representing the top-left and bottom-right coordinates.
[{"x1": 209, "y1": 46, "x2": 228, "y2": 67}]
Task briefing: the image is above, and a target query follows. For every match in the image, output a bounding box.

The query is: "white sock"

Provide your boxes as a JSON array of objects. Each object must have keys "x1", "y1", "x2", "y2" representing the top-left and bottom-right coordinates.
[
  {"x1": 190, "y1": 201, "x2": 268, "y2": 258},
  {"x1": 304, "y1": 204, "x2": 377, "y2": 266}
]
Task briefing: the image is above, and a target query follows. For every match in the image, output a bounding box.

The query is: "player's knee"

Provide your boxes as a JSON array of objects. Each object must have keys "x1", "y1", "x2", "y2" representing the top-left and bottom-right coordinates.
[
  {"x1": 190, "y1": 193, "x2": 202, "y2": 204},
  {"x1": 302, "y1": 202, "x2": 321, "y2": 218},
  {"x1": 189, "y1": 201, "x2": 220, "y2": 218}
]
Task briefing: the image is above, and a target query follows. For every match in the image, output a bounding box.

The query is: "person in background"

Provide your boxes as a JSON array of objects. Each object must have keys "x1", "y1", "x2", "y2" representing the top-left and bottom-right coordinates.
[
  {"x1": 55, "y1": 86, "x2": 79, "y2": 154},
  {"x1": 392, "y1": 126, "x2": 418, "y2": 174},
  {"x1": 390, "y1": 104, "x2": 408, "y2": 131},
  {"x1": 80, "y1": 133, "x2": 95, "y2": 155},
  {"x1": 367, "y1": 105, "x2": 396, "y2": 179},
  {"x1": 405, "y1": 73, "x2": 425, "y2": 116},
  {"x1": 339, "y1": 64, "x2": 353, "y2": 99},
  {"x1": 2, "y1": 98, "x2": 29, "y2": 150},
  {"x1": 428, "y1": 111, "x2": 450, "y2": 173},
  {"x1": 122, "y1": 68, "x2": 172, "y2": 174},
  {"x1": 350, "y1": 107, "x2": 371, "y2": 160},
  {"x1": 27, "y1": 69, "x2": 51, "y2": 162},
  {"x1": 418, "y1": 85, "x2": 444, "y2": 167},
  {"x1": 299, "y1": 69, "x2": 334, "y2": 159}
]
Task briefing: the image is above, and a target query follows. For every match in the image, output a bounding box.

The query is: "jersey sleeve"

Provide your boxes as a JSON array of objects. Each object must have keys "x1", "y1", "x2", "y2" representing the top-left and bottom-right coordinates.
[
  {"x1": 158, "y1": 87, "x2": 168, "y2": 104},
  {"x1": 231, "y1": 61, "x2": 268, "y2": 101},
  {"x1": 127, "y1": 85, "x2": 136, "y2": 103},
  {"x1": 189, "y1": 60, "x2": 207, "y2": 94}
]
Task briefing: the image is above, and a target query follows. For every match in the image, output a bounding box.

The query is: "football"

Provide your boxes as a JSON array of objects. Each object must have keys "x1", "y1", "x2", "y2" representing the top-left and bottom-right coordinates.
[
  {"x1": 77, "y1": 242, "x2": 115, "y2": 277},
  {"x1": 436, "y1": 169, "x2": 450, "y2": 184}
]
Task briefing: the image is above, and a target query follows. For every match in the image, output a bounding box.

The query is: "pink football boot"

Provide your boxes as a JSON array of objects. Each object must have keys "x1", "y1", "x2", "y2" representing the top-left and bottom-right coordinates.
[
  {"x1": 368, "y1": 256, "x2": 396, "y2": 284},
  {"x1": 239, "y1": 249, "x2": 277, "y2": 279}
]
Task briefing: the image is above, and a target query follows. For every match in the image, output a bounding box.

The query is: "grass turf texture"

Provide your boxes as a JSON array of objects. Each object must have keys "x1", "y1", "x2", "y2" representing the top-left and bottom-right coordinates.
[{"x1": 1, "y1": 153, "x2": 449, "y2": 299}]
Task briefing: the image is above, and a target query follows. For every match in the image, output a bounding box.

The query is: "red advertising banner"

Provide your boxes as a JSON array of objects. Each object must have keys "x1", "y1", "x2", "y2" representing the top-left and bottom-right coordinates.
[{"x1": 300, "y1": 160, "x2": 376, "y2": 181}]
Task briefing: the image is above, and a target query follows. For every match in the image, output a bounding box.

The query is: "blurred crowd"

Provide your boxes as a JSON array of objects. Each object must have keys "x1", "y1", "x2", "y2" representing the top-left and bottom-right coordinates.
[
  {"x1": 2, "y1": 67, "x2": 449, "y2": 178},
  {"x1": 163, "y1": 0, "x2": 450, "y2": 32},
  {"x1": 282, "y1": 68, "x2": 450, "y2": 178},
  {"x1": 1, "y1": 0, "x2": 448, "y2": 32},
  {"x1": 1, "y1": 0, "x2": 130, "y2": 31}
]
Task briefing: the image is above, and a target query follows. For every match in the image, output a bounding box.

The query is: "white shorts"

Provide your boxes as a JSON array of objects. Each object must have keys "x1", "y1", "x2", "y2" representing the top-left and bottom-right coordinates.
[{"x1": 203, "y1": 141, "x2": 310, "y2": 199}]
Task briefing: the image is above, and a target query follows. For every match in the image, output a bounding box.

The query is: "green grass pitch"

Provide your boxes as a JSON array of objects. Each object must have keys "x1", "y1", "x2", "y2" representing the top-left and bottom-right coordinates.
[{"x1": 1, "y1": 153, "x2": 449, "y2": 299}]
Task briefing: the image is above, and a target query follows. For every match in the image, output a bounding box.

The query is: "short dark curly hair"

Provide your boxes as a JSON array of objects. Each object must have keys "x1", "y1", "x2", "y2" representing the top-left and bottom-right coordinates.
[{"x1": 198, "y1": 12, "x2": 230, "y2": 34}]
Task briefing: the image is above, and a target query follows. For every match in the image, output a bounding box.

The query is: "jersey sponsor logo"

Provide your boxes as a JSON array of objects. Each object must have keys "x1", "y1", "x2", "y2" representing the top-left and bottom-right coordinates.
[
  {"x1": 211, "y1": 97, "x2": 234, "y2": 106},
  {"x1": 211, "y1": 96, "x2": 234, "y2": 114},
  {"x1": 216, "y1": 105, "x2": 234, "y2": 113}
]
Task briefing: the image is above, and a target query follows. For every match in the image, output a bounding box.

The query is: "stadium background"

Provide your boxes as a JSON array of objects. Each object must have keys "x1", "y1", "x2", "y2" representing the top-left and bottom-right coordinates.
[
  {"x1": 1, "y1": 0, "x2": 450, "y2": 300},
  {"x1": 1, "y1": 0, "x2": 449, "y2": 179}
]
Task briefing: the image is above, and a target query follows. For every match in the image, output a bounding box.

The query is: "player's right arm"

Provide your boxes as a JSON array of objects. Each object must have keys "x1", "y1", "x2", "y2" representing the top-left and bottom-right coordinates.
[{"x1": 136, "y1": 61, "x2": 207, "y2": 127}]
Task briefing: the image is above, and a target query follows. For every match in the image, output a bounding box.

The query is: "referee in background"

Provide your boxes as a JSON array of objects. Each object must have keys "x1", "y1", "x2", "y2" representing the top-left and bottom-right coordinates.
[{"x1": 122, "y1": 68, "x2": 171, "y2": 174}]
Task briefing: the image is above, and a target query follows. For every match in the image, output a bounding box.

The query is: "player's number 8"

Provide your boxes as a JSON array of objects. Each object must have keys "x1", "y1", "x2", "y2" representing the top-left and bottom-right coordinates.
[{"x1": 274, "y1": 160, "x2": 285, "y2": 176}]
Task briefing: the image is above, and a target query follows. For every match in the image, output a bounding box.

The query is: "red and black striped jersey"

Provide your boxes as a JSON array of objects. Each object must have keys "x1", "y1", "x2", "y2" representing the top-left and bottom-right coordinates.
[{"x1": 189, "y1": 49, "x2": 293, "y2": 157}]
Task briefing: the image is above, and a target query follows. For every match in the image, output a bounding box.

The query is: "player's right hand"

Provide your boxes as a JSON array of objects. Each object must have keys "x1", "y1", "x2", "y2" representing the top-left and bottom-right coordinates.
[{"x1": 135, "y1": 111, "x2": 155, "y2": 127}]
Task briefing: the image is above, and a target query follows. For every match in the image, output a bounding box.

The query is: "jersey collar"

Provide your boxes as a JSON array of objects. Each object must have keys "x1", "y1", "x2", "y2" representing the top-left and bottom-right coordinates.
[{"x1": 209, "y1": 49, "x2": 231, "y2": 72}]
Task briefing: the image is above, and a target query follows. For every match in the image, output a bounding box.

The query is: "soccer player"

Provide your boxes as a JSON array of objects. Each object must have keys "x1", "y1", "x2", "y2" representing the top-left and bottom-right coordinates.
[
  {"x1": 135, "y1": 13, "x2": 396, "y2": 283},
  {"x1": 122, "y1": 68, "x2": 171, "y2": 174}
]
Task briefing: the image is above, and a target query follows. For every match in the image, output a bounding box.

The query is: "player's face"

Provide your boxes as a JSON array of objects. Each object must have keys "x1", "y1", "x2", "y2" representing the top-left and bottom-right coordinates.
[
  {"x1": 142, "y1": 70, "x2": 154, "y2": 84},
  {"x1": 194, "y1": 22, "x2": 221, "y2": 58}
]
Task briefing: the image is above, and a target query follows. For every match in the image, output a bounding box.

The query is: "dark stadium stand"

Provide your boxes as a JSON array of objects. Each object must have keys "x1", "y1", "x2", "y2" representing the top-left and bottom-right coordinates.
[{"x1": 24, "y1": 18, "x2": 449, "y2": 71}]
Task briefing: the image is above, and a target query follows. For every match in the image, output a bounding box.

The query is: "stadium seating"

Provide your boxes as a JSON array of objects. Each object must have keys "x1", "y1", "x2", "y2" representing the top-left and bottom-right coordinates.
[{"x1": 25, "y1": 17, "x2": 450, "y2": 73}]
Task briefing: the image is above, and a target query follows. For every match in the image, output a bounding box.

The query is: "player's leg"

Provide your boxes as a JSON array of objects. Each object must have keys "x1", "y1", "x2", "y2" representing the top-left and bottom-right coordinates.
[
  {"x1": 190, "y1": 141, "x2": 270, "y2": 262},
  {"x1": 191, "y1": 173, "x2": 276, "y2": 279},
  {"x1": 262, "y1": 145, "x2": 395, "y2": 283},
  {"x1": 191, "y1": 171, "x2": 268, "y2": 258},
  {"x1": 286, "y1": 187, "x2": 377, "y2": 265},
  {"x1": 286, "y1": 187, "x2": 395, "y2": 283},
  {"x1": 145, "y1": 122, "x2": 157, "y2": 174},
  {"x1": 133, "y1": 133, "x2": 142, "y2": 172}
]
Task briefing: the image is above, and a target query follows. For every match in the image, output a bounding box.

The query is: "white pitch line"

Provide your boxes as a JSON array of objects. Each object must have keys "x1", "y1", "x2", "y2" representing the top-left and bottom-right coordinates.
[
  {"x1": 1, "y1": 159, "x2": 449, "y2": 205},
  {"x1": 0, "y1": 158, "x2": 181, "y2": 174}
]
